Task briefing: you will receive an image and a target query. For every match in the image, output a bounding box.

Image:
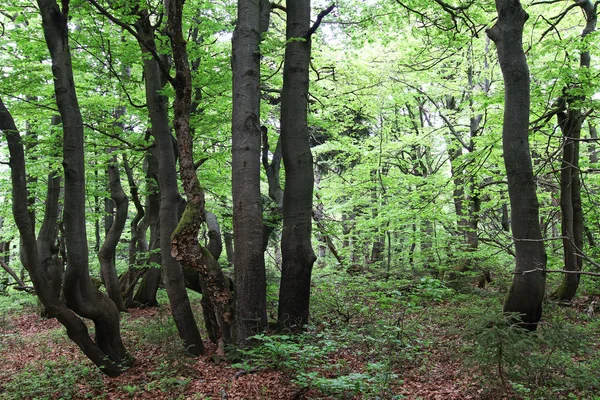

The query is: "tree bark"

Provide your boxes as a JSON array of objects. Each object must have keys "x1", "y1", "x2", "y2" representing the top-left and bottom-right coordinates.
[
  {"x1": 487, "y1": 0, "x2": 546, "y2": 329},
  {"x1": 37, "y1": 171, "x2": 63, "y2": 313},
  {"x1": 133, "y1": 146, "x2": 162, "y2": 307},
  {"x1": 232, "y1": 0, "x2": 268, "y2": 345},
  {"x1": 1, "y1": 95, "x2": 131, "y2": 376},
  {"x1": 166, "y1": 0, "x2": 233, "y2": 355},
  {"x1": 98, "y1": 154, "x2": 128, "y2": 311},
  {"x1": 277, "y1": 0, "x2": 318, "y2": 332},
  {"x1": 133, "y1": 12, "x2": 204, "y2": 355},
  {"x1": 552, "y1": 0, "x2": 595, "y2": 302},
  {"x1": 120, "y1": 156, "x2": 148, "y2": 307}
]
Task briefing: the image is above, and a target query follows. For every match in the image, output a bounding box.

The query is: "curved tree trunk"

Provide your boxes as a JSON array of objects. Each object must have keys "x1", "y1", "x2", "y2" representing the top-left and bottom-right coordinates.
[
  {"x1": 487, "y1": 0, "x2": 546, "y2": 329},
  {"x1": 98, "y1": 154, "x2": 128, "y2": 311},
  {"x1": 1, "y1": 96, "x2": 130, "y2": 376},
  {"x1": 133, "y1": 13, "x2": 204, "y2": 355},
  {"x1": 120, "y1": 156, "x2": 148, "y2": 307},
  {"x1": 232, "y1": 0, "x2": 268, "y2": 345},
  {"x1": 36, "y1": 0, "x2": 132, "y2": 368},
  {"x1": 167, "y1": 0, "x2": 233, "y2": 355}
]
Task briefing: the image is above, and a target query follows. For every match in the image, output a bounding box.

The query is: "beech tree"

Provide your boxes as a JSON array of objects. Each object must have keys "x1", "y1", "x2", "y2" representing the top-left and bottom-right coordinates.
[
  {"x1": 277, "y1": 1, "x2": 334, "y2": 332},
  {"x1": 231, "y1": 0, "x2": 268, "y2": 345},
  {"x1": 487, "y1": 0, "x2": 546, "y2": 328}
]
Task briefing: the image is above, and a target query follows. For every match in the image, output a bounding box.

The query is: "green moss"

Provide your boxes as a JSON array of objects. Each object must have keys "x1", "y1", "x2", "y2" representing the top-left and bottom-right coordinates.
[{"x1": 171, "y1": 202, "x2": 203, "y2": 240}]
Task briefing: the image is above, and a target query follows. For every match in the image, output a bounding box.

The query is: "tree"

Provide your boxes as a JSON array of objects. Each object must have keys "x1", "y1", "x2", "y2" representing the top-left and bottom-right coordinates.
[
  {"x1": 231, "y1": 0, "x2": 268, "y2": 345},
  {"x1": 166, "y1": 0, "x2": 234, "y2": 355},
  {"x1": 487, "y1": 0, "x2": 546, "y2": 328},
  {"x1": 551, "y1": 0, "x2": 597, "y2": 301},
  {"x1": 277, "y1": 1, "x2": 334, "y2": 332}
]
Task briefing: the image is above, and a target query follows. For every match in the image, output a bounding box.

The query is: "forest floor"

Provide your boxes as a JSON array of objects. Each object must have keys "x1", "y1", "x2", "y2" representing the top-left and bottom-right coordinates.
[{"x1": 1, "y1": 283, "x2": 599, "y2": 399}]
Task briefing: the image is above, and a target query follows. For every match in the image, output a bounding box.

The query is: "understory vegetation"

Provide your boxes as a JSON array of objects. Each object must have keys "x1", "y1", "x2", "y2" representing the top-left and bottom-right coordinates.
[{"x1": 2, "y1": 271, "x2": 600, "y2": 399}]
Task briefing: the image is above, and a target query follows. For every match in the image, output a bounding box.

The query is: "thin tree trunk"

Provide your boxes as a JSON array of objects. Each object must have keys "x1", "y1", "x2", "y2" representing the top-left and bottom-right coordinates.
[
  {"x1": 98, "y1": 154, "x2": 127, "y2": 311},
  {"x1": 166, "y1": 0, "x2": 233, "y2": 355},
  {"x1": 552, "y1": 0, "x2": 594, "y2": 301},
  {"x1": 133, "y1": 12, "x2": 204, "y2": 355}
]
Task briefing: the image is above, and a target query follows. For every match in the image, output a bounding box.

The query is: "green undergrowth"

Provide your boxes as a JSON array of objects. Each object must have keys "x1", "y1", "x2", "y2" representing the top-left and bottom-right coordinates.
[
  {"x1": 461, "y1": 299, "x2": 600, "y2": 399},
  {"x1": 1, "y1": 273, "x2": 600, "y2": 399}
]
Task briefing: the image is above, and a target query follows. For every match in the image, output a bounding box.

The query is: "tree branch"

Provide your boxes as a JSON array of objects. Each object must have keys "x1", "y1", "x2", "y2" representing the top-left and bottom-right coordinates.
[
  {"x1": 516, "y1": 267, "x2": 600, "y2": 278},
  {"x1": 305, "y1": 4, "x2": 335, "y2": 39},
  {"x1": 86, "y1": 0, "x2": 175, "y2": 86}
]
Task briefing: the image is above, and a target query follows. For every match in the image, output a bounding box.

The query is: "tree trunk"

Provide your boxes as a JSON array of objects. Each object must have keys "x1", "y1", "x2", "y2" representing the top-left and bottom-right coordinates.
[
  {"x1": 2, "y1": 94, "x2": 131, "y2": 376},
  {"x1": 133, "y1": 12, "x2": 204, "y2": 355},
  {"x1": 120, "y1": 156, "x2": 148, "y2": 307},
  {"x1": 487, "y1": 0, "x2": 546, "y2": 329},
  {"x1": 166, "y1": 0, "x2": 233, "y2": 355},
  {"x1": 277, "y1": 0, "x2": 318, "y2": 332},
  {"x1": 133, "y1": 146, "x2": 162, "y2": 307},
  {"x1": 552, "y1": 0, "x2": 594, "y2": 302},
  {"x1": 232, "y1": 0, "x2": 268, "y2": 345},
  {"x1": 37, "y1": 171, "x2": 63, "y2": 315},
  {"x1": 98, "y1": 154, "x2": 127, "y2": 311}
]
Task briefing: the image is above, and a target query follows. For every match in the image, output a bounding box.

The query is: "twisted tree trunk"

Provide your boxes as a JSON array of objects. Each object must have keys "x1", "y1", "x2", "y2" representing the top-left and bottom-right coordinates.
[{"x1": 167, "y1": 0, "x2": 233, "y2": 355}]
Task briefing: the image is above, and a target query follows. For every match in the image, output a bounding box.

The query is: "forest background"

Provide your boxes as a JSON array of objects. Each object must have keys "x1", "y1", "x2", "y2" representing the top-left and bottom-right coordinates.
[{"x1": 1, "y1": 0, "x2": 600, "y2": 398}]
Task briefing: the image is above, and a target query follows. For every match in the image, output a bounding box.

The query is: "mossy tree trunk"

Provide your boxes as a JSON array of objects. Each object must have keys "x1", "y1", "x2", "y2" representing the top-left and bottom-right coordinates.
[{"x1": 166, "y1": 0, "x2": 233, "y2": 355}]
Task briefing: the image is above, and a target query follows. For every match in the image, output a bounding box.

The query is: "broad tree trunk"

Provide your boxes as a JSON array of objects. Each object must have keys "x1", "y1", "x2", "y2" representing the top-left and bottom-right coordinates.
[
  {"x1": 487, "y1": 0, "x2": 546, "y2": 329},
  {"x1": 133, "y1": 13, "x2": 204, "y2": 355},
  {"x1": 277, "y1": 0, "x2": 319, "y2": 332},
  {"x1": 232, "y1": 0, "x2": 268, "y2": 345},
  {"x1": 166, "y1": 0, "x2": 233, "y2": 355}
]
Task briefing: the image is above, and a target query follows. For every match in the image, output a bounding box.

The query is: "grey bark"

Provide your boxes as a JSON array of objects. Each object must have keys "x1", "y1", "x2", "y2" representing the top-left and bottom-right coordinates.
[
  {"x1": 277, "y1": 0, "x2": 320, "y2": 332},
  {"x1": 487, "y1": 0, "x2": 546, "y2": 328},
  {"x1": 232, "y1": 0, "x2": 268, "y2": 345},
  {"x1": 134, "y1": 12, "x2": 204, "y2": 355}
]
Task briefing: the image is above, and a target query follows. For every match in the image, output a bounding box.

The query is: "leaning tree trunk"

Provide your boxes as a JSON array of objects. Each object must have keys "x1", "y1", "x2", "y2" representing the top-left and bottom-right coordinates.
[
  {"x1": 487, "y1": 0, "x2": 546, "y2": 329},
  {"x1": 166, "y1": 0, "x2": 233, "y2": 355},
  {"x1": 277, "y1": 0, "x2": 332, "y2": 332},
  {"x1": 132, "y1": 12, "x2": 204, "y2": 355},
  {"x1": 1, "y1": 95, "x2": 130, "y2": 376},
  {"x1": 232, "y1": 0, "x2": 268, "y2": 345}
]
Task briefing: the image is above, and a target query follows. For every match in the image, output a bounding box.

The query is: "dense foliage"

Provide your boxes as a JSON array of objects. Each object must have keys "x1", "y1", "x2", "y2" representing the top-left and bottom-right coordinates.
[{"x1": 1, "y1": 0, "x2": 600, "y2": 397}]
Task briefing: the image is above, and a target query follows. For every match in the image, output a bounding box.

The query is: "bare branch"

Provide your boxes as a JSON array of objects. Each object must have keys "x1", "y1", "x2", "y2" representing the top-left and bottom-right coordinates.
[{"x1": 516, "y1": 267, "x2": 600, "y2": 278}]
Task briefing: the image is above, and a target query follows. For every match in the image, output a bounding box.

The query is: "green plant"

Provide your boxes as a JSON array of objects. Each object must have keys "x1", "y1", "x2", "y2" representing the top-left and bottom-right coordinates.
[
  {"x1": 1, "y1": 357, "x2": 103, "y2": 400},
  {"x1": 465, "y1": 310, "x2": 600, "y2": 398}
]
